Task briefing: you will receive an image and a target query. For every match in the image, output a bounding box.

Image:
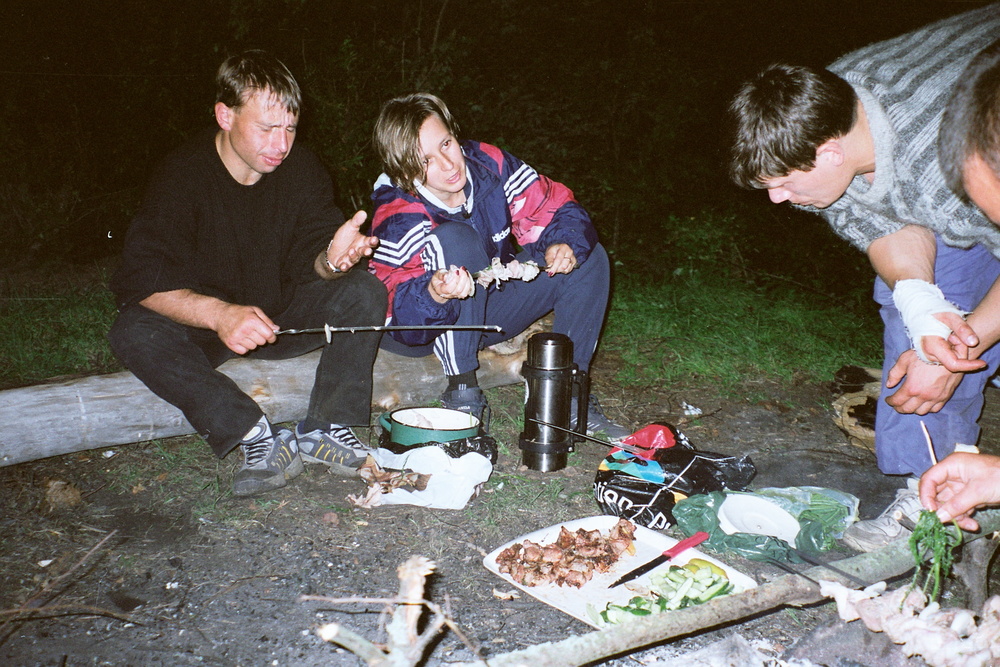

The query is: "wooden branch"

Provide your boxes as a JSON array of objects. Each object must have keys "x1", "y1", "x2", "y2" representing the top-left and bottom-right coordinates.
[
  {"x1": 0, "y1": 323, "x2": 543, "y2": 467},
  {"x1": 315, "y1": 622, "x2": 388, "y2": 666},
  {"x1": 0, "y1": 604, "x2": 135, "y2": 623},
  {"x1": 387, "y1": 556, "x2": 436, "y2": 663}
]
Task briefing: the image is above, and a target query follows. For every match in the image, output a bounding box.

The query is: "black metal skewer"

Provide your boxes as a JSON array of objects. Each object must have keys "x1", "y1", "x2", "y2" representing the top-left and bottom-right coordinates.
[
  {"x1": 526, "y1": 418, "x2": 646, "y2": 456},
  {"x1": 277, "y1": 324, "x2": 502, "y2": 335},
  {"x1": 788, "y1": 548, "x2": 869, "y2": 588}
]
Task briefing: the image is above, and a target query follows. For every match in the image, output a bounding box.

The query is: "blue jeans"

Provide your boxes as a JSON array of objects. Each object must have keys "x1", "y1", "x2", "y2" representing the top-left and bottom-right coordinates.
[
  {"x1": 874, "y1": 236, "x2": 1000, "y2": 476},
  {"x1": 108, "y1": 271, "x2": 387, "y2": 457},
  {"x1": 380, "y1": 221, "x2": 610, "y2": 375}
]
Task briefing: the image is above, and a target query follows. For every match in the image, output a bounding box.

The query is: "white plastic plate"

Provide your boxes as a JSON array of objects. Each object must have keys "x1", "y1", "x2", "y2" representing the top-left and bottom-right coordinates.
[{"x1": 717, "y1": 494, "x2": 801, "y2": 545}]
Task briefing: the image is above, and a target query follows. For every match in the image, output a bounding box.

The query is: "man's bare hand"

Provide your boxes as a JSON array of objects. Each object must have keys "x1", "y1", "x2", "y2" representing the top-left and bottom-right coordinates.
[
  {"x1": 216, "y1": 304, "x2": 278, "y2": 354},
  {"x1": 917, "y1": 312, "x2": 987, "y2": 371},
  {"x1": 325, "y1": 210, "x2": 379, "y2": 274},
  {"x1": 544, "y1": 243, "x2": 577, "y2": 275},
  {"x1": 885, "y1": 349, "x2": 965, "y2": 414},
  {"x1": 919, "y1": 452, "x2": 1000, "y2": 531}
]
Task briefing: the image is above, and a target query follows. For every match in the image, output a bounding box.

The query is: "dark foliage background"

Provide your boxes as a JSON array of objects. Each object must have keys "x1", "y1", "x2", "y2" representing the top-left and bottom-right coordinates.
[{"x1": 1, "y1": 1, "x2": 989, "y2": 300}]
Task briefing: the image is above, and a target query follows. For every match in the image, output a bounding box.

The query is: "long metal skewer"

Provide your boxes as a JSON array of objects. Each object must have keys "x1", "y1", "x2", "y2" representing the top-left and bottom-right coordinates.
[
  {"x1": 526, "y1": 418, "x2": 647, "y2": 456},
  {"x1": 788, "y1": 548, "x2": 869, "y2": 588},
  {"x1": 276, "y1": 323, "x2": 502, "y2": 343}
]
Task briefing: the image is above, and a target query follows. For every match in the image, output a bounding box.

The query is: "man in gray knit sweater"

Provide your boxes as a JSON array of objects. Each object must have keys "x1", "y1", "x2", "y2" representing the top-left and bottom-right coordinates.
[{"x1": 729, "y1": 4, "x2": 1000, "y2": 550}]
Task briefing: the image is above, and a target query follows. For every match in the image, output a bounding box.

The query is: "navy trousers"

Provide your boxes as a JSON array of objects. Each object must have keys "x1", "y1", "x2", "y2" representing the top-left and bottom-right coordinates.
[{"x1": 380, "y1": 221, "x2": 610, "y2": 375}]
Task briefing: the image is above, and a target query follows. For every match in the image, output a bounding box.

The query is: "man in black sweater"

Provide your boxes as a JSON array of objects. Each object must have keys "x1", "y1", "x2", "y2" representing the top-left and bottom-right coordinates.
[{"x1": 109, "y1": 50, "x2": 387, "y2": 497}]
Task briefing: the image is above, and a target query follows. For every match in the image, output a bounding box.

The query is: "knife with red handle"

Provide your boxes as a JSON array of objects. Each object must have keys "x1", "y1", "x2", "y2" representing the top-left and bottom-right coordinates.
[{"x1": 608, "y1": 531, "x2": 711, "y2": 588}]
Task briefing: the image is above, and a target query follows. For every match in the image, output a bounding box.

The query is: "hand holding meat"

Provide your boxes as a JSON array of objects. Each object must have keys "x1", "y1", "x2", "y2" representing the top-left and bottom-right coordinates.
[
  {"x1": 429, "y1": 265, "x2": 475, "y2": 303},
  {"x1": 544, "y1": 243, "x2": 578, "y2": 275}
]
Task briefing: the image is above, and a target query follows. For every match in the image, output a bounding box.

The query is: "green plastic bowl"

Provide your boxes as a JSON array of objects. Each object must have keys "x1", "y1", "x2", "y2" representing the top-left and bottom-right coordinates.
[{"x1": 379, "y1": 407, "x2": 481, "y2": 447}]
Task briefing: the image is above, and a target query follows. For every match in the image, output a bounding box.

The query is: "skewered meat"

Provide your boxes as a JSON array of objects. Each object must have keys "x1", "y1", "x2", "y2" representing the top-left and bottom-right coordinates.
[{"x1": 495, "y1": 519, "x2": 636, "y2": 588}]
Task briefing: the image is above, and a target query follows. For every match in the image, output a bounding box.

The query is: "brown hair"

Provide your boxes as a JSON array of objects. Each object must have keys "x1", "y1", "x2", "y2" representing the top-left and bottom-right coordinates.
[
  {"x1": 373, "y1": 93, "x2": 461, "y2": 190},
  {"x1": 729, "y1": 64, "x2": 857, "y2": 188},
  {"x1": 216, "y1": 50, "x2": 301, "y2": 115}
]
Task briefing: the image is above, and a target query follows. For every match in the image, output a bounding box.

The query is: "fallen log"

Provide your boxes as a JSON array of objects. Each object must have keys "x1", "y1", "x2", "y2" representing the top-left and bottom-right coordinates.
[{"x1": 0, "y1": 325, "x2": 542, "y2": 467}]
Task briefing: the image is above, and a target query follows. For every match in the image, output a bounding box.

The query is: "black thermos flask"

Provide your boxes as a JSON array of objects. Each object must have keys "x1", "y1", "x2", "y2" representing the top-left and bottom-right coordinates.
[{"x1": 519, "y1": 333, "x2": 589, "y2": 471}]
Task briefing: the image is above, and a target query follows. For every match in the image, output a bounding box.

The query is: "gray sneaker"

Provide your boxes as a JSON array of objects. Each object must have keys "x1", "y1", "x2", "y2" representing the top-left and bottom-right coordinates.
[
  {"x1": 233, "y1": 428, "x2": 303, "y2": 497},
  {"x1": 295, "y1": 424, "x2": 372, "y2": 475},
  {"x1": 571, "y1": 394, "x2": 632, "y2": 442},
  {"x1": 841, "y1": 479, "x2": 923, "y2": 552}
]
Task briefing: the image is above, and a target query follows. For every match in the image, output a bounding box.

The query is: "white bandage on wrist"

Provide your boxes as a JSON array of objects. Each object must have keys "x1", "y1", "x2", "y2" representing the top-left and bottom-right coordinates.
[{"x1": 891, "y1": 279, "x2": 966, "y2": 363}]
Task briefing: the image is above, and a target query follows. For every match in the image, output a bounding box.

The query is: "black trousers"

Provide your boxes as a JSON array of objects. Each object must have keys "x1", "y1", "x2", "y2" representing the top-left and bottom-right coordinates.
[{"x1": 108, "y1": 270, "x2": 387, "y2": 458}]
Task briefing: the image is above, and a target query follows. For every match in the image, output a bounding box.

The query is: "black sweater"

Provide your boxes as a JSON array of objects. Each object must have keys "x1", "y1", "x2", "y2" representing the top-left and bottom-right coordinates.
[{"x1": 111, "y1": 129, "x2": 343, "y2": 316}]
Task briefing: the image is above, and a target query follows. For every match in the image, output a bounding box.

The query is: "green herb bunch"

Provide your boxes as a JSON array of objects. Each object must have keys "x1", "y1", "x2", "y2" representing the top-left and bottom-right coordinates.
[{"x1": 908, "y1": 510, "x2": 962, "y2": 603}]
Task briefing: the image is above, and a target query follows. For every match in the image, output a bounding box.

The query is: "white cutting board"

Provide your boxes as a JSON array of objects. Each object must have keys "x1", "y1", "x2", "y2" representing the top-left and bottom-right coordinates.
[{"x1": 483, "y1": 515, "x2": 757, "y2": 628}]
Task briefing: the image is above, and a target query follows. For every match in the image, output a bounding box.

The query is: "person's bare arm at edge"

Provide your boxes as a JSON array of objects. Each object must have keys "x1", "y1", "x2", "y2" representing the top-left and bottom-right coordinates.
[
  {"x1": 140, "y1": 290, "x2": 277, "y2": 355},
  {"x1": 316, "y1": 210, "x2": 379, "y2": 278},
  {"x1": 919, "y1": 452, "x2": 1000, "y2": 531},
  {"x1": 958, "y1": 274, "x2": 1000, "y2": 358}
]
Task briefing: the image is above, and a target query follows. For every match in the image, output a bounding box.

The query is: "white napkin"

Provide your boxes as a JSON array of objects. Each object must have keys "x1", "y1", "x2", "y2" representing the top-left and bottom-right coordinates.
[{"x1": 370, "y1": 446, "x2": 493, "y2": 510}]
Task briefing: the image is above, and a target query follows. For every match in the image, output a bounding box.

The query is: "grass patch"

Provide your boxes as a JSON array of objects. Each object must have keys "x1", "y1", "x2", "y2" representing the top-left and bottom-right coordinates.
[
  {"x1": 603, "y1": 271, "x2": 882, "y2": 391},
  {"x1": 0, "y1": 272, "x2": 120, "y2": 388}
]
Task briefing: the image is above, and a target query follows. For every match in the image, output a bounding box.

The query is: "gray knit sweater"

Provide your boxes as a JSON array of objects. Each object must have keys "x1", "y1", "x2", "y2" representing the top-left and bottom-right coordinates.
[{"x1": 820, "y1": 3, "x2": 1000, "y2": 256}]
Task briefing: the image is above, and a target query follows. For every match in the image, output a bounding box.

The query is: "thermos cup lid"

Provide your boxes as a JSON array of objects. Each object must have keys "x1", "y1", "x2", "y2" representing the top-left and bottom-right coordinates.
[{"x1": 526, "y1": 332, "x2": 574, "y2": 370}]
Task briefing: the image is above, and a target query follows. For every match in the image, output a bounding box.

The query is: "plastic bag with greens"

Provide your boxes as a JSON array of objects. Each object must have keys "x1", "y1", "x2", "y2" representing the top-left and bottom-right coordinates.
[
  {"x1": 673, "y1": 487, "x2": 859, "y2": 560},
  {"x1": 672, "y1": 491, "x2": 800, "y2": 562},
  {"x1": 752, "y1": 486, "x2": 859, "y2": 554}
]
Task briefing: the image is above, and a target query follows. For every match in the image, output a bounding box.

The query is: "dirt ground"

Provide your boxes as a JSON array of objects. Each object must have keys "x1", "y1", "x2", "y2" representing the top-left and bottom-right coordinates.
[{"x1": 2, "y1": 356, "x2": 998, "y2": 667}]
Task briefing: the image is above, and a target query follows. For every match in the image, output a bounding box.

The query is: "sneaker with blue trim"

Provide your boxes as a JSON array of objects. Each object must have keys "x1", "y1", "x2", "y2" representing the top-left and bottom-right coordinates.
[
  {"x1": 295, "y1": 424, "x2": 372, "y2": 475},
  {"x1": 233, "y1": 428, "x2": 303, "y2": 497},
  {"x1": 571, "y1": 394, "x2": 631, "y2": 442}
]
